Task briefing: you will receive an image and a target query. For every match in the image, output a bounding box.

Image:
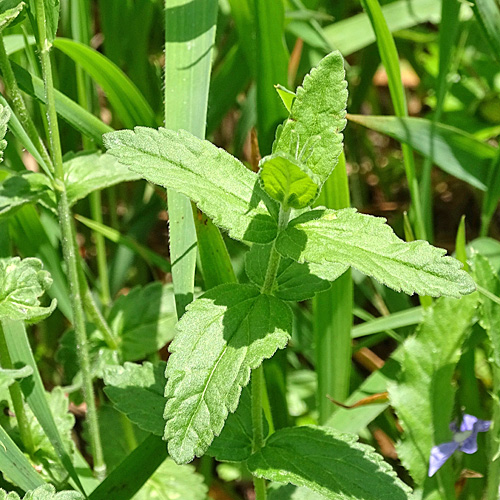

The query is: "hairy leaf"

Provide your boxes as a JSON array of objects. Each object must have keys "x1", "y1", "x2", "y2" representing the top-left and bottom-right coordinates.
[
  {"x1": 0, "y1": 172, "x2": 56, "y2": 219},
  {"x1": 104, "y1": 127, "x2": 278, "y2": 243},
  {"x1": 247, "y1": 425, "x2": 411, "y2": 500},
  {"x1": 64, "y1": 152, "x2": 141, "y2": 207},
  {"x1": 0, "y1": 257, "x2": 56, "y2": 323},
  {"x1": 0, "y1": 485, "x2": 83, "y2": 500},
  {"x1": 273, "y1": 51, "x2": 347, "y2": 187},
  {"x1": 259, "y1": 153, "x2": 319, "y2": 209},
  {"x1": 387, "y1": 294, "x2": 478, "y2": 487},
  {"x1": 0, "y1": 104, "x2": 9, "y2": 161},
  {"x1": 164, "y1": 283, "x2": 291, "y2": 464},
  {"x1": 0, "y1": 2, "x2": 25, "y2": 31},
  {"x1": 104, "y1": 361, "x2": 260, "y2": 463},
  {"x1": 104, "y1": 362, "x2": 165, "y2": 437},
  {"x1": 277, "y1": 208, "x2": 475, "y2": 297},
  {"x1": 473, "y1": 253, "x2": 500, "y2": 366},
  {"x1": 245, "y1": 243, "x2": 332, "y2": 301}
]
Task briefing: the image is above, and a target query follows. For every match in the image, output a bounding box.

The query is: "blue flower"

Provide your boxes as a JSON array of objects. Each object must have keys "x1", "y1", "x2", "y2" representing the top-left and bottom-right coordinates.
[{"x1": 428, "y1": 414, "x2": 491, "y2": 477}]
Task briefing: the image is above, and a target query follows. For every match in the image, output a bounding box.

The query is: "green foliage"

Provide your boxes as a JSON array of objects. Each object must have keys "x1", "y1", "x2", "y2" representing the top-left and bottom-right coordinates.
[
  {"x1": 276, "y1": 208, "x2": 475, "y2": 297},
  {"x1": 247, "y1": 426, "x2": 411, "y2": 499},
  {"x1": 348, "y1": 114, "x2": 496, "y2": 191},
  {"x1": 58, "y1": 283, "x2": 176, "y2": 381},
  {"x1": 268, "y1": 484, "x2": 326, "y2": 500},
  {"x1": 473, "y1": 254, "x2": 500, "y2": 366},
  {"x1": 103, "y1": 362, "x2": 165, "y2": 437},
  {"x1": 103, "y1": 127, "x2": 278, "y2": 243},
  {"x1": 387, "y1": 294, "x2": 479, "y2": 491},
  {"x1": 0, "y1": 365, "x2": 32, "y2": 389},
  {"x1": 0, "y1": 172, "x2": 55, "y2": 219},
  {"x1": 259, "y1": 153, "x2": 319, "y2": 210},
  {"x1": 0, "y1": 2, "x2": 25, "y2": 33},
  {"x1": 0, "y1": 104, "x2": 9, "y2": 162},
  {"x1": 0, "y1": 387, "x2": 76, "y2": 485},
  {"x1": 245, "y1": 243, "x2": 331, "y2": 301},
  {"x1": 63, "y1": 152, "x2": 141, "y2": 207},
  {"x1": 164, "y1": 283, "x2": 291, "y2": 464},
  {"x1": 26, "y1": 0, "x2": 59, "y2": 43},
  {"x1": 0, "y1": 485, "x2": 83, "y2": 500},
  {"x1": 273, "y1": 51, "x2": 347, "y2": 188},
  {"x1": 133, "y1": 459, "x2": 207, "y2": 500},
  {"x1": 0, "y1": 257, "x2": 56, "y2": 323}
]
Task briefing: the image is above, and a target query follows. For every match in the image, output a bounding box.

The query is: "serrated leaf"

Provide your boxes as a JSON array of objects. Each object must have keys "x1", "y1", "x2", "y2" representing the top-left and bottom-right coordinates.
[
  {"x1": 164, "y1": 283, "x2": 292, "y2": 464},
  {"x1": 207, "y1": 385, "x2": 262, "y2": 462},
  {"x1": 277, "y1": 208, "x2": 475, "y2": 297},
  {"x1": 259, "y1": 153, "x2": 319, "y2": 210},
  {"x1": 103, "y1": 127, "x2": 278, "y2": 243},
  {"x1": 134, "y1": 459, "x2": 207, "y2": 500},
  {"x1": 473, "y1": 253, "x2": 500, "y2": 367},
  {"x1": 387, "y1": 294, "x2": 478, "y2": 487},
  {"x1": 247, "y1": 425, "x2": 411, "y2": 500},
  {"x1": 273, "y1": 51, "x2": 347, "y2": 187},
  {"x1": 0, "y1": 2, "x2": 25, "y2": 31},
  {"x1": 0, "y1": 484, "x2": 83, "y2": 500},
  {"x1": 245, "y1": 243, "x2": 331, "y2": 301},
  {"x1": 104, "y1": 362, "x2": 165, "y2": 437},
  {"x1": 0, "y1": 172, "x2": 56, "y2": 219},
  {"x1": 64, "y1": 152, "x2": 141, "y2": 207},
  {"x1": 105, "y1": 361, "x2": 262, "y2": 463},
  {"x1": 0, "y1": 257, "x2": 56, "y2": 323}
]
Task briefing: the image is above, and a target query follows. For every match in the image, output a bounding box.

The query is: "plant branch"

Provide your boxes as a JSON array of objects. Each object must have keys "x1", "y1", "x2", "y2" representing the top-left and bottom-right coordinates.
[{"x1": 34, "y1": 0, "x2": 105, "y2": 478}]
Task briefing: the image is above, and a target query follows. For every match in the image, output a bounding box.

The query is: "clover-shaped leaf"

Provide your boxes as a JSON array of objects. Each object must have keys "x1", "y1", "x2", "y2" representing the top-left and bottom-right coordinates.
[{"x1": 0, "y1": 257, "x2": 56, "y2": 323}]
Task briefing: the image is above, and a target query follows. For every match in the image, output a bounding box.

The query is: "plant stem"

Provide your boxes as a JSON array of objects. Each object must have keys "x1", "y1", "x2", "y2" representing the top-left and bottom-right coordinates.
[
  {"x1": 251, "y1": 365, "x2": 267, "y2": 500},
  {"x1": 261, "y1": 208, "x2": 290, "y2": 294},
  {"x1": 251, "y1": 206, "x2": 291, "y2": 499},
  {"x1": 34, "y1": 0, "x2": 105, "y2": 478},
  {"x1": 0, "y1": 323, "x2": 35, "y2": 456},
  {"x1": 0, "y1": 33, "x2": 53, "y2": 176}
]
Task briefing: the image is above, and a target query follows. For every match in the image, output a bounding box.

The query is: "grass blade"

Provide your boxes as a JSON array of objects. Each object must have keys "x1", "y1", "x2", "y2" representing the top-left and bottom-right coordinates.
[
  {"x1": 10, "y1": 61, "x2": 112, "y2": 145},
  {"x1": 75, "y1": 214, "x2": 171, "y2": 273},
  {"x1": 360, "y1": 0, "x2": 426, "y2": 240},
  {"x1": 323, "y1": 0, "x2": 442, "y2": 56},
  {"x1": 0, "y1": 424, "x2": 45, "y2": 492},
  {"x1": 472, "y1": 0, "x2": 500, "y2": 64},
  {"x1": 88, "y1": 434, "x2": 167, "y2": 500},
  {"x1": 53, "y1": 38, "x2": 156, "y2": 128},
  {"x1": 164, "y1": 0, "x2": 218, "y2": 317},
  {"x1": 313, "y1": 152, "x2": 352, "y2": 422},
  {"x1": 1, "y1": 319, "x2": 85, "y2": 493}
]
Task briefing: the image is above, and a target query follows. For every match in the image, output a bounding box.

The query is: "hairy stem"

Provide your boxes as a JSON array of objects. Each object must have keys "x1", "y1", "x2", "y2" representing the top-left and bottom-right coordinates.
[
  {"x1": 251, "y1": 365, "x2": 267, "y2": 500},
  {"x1": 0, "y1": 33, "x2": 53, "y2": 175},
  {"x1": 34, "y1": 0, "x2": 105, "y2": 478}
]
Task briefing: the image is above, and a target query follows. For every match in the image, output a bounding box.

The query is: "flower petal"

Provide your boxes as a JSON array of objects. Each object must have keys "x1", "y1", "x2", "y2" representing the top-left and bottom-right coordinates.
[
  {"x1": 474, "y1": 418, "x2": 491, "y2": 433},
  {"x1": 460, "y1": 433, "x2": 479, "y2": 454},
  {"x1": 428, "y1": 441, "x2": 460, "y2": 477},
  {"x1": 460, "y1": 414, "x2": 478, "y2": 432}
]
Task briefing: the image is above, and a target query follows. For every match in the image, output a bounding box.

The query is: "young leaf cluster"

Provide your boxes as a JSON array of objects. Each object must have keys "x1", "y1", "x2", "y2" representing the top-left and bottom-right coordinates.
[{"x1": 103, "y1": 49, "x2": 476, "y2": 498}]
